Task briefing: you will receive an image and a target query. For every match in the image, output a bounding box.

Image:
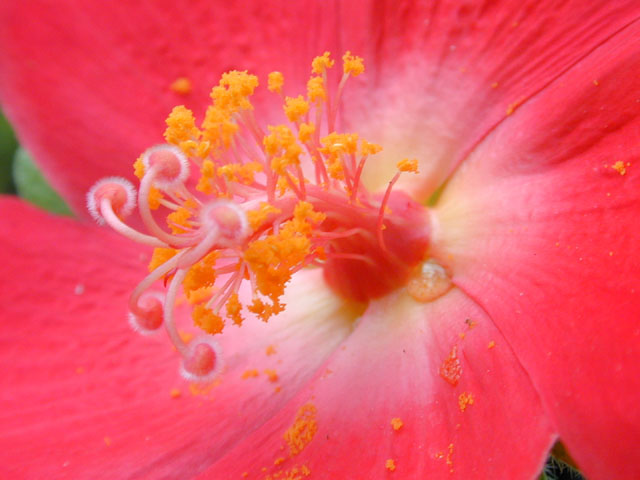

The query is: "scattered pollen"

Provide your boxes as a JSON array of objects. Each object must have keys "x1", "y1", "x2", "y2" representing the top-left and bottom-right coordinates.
[
  {"x1": 170, "y1": 77, "x2": 192, "y2": 95},
  {"x1": 488, "y1": 340, "x2": 496, "y2": 349},
  {"x1": 274, "y1": 457, "x2": 286, "y2": 466},
  {"x1": 284, "y1": 403, "x2": 318, "y2": 456},
  {"x1": 170, "y1": 388, "x2": 182, "y2": 399},
  {"x1": 242, "y1": 369, "x2": 260, "y2": 379},
  {"x1": 593, "y1": 79, "x2": 600, "y2": 86},
  {"x1": 439, "y1": 346, "x2": 462, "y2": 386},
  {"x1": 464, "y1": 318, "x2": 477, "y2": 329},
  {"x1": 491, "y1": 81, "x2": 499, "y2": 88},
  {"x1": 385, "y1": 459, "x2": 396, "y2": 472},
  {"x1": 266, "y1": 345, "x2": 277, "y2": 356},
  {"x1": 506, "y1": 98, "x2": 524, "y2": 115},
  {"x1": 104, "y1": 436, "x2": 112, "y2": 447},
  {"x1": 264, "y1": 369, "x2": 279, "y2": 382},
  {"x1": 611, "y1": 161, "x2": 630, "y2": 175},
  {"x1": 390, "y1": 417, "x2": 404, "y2": 431},
  {"x1": 458, "y1": 392, "x2": 474, "y2": 412}
]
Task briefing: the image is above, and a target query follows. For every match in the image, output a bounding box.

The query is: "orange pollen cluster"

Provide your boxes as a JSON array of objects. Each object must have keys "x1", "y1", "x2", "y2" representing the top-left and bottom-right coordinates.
[{"x1": 88, "y1": 52, "x2": 428, "y2": 382}]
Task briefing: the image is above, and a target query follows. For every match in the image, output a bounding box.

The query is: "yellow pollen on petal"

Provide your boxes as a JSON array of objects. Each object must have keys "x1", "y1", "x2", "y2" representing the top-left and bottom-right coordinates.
[
  {"x1": 170, "y1": 388, "x2": 182, "y2": 398},
  {"x1": 342, "y1": 51, "x2": 365, "y2": 76},
  {"x1": 385, "y1": 459, "x2": 396, "y2": 472},
  {"x1": 391, "y1": 417, "x2": 404, "y2": 431},
  {"x1": 170, "y1": 77, "x2": 192, "y2": 95},
  {"x1": 268, "y1": 71, "x2": 285, "y2": 94},
  {"x1": 284, "y1": 403, "x2": 318, "y2": 456},
  {"x1": 311, "y1": 52, "x2": 334, "y2": 75},
  {"x1": 458, "y1": 391, "x2": 474, "y2": 412},
  {"x1": 241, "y1": 369, "x2": 259, "y2": 379},
  {"x1": 612, "y1": 160, "x2": 629, "y2": 175},
  {"x1": 397, "y1": 158, "x2": 419, "y2": 173},
  {"x1": 266, "y1": 345, "x2": 277, "y2": 356},
  {"x1": 488, "y1": 340, "x2": 496, "y2": 349},
  {"x1": 264, "y1": 369, "x2": 279, "y2": 382}
]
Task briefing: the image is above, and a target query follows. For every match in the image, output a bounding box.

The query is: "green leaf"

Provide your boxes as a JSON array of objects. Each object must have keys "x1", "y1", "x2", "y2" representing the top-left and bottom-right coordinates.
[
  {"x1": 12, "y1": 147, "x2": 74, "y2": 216},
  {"x1": 0, "y1": 111, "x2": 18, "y2": 193}
]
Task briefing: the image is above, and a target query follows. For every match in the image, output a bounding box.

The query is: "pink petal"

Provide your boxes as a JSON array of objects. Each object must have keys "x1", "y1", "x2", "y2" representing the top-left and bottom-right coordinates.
[
  {"x1": 197, "y1": 289, "x2": 555, "y2": 479},
  {"x1": 0, "y1": 197, "x2": 353, "y2": 478},
  {"x1": 341, "y1": 0, "x2": 640, "y2": 200},
  {"x1": 433, "y1": 20, "x2": 640, "y2": 480}
]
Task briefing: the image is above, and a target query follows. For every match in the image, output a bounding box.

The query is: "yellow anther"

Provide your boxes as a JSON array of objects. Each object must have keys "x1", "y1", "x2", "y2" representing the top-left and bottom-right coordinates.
[
  {"x1": 164, "y1": 106, "x2": 201, "y2": 152},
  {"x1": 320, "y1": 132, "x2": 359, "y2": 155},
  {"x1": 196, "y1": 159, "x2": 216, "y2": 194},
  {"x1": 307, "y1": 76, "x2": 326, "y2": 103},
  {"x1": 133, "y1": 156, "x2": 145, "y2": 179},
  {"x1": 192, "y1": 304, "x2": 225, "y2": 334},
  {"x1": 268, "y1": 71, "x2": 285, "y2": 94},
  {"x1": 210, "y1": 70, "x2": 259, "y2": 113},
  {"x1": 284, "y1": 95, "x2": 310, "y2": 123},
  {"x1": 148, "y1": 186, "x2": 163, "y2": 209},
  {"x1": 183, "y1": 252, "x2": 219, "y2": 297},
  {"x1": 201, "y1": 105, "x2": 239, "y2": 152},
  {"x1": 148, "y1": 247, "x2": 178, "y2": 272},
  {"x1": 311, "y1": 52, "x2": 334, "y2": 75},
  {"x1": 248, "y1": 202, "x2": 283, "y2": 230},
  {"x1": 167, "y1": 206, "x2": 192, "y2": 234},
  {"x1": 170, "y1": 77, "x2": 192, "y2": 95},
  {"x1": 218, "y1": 161, "x2": 263, "y2": 185},
  {"x1": 298, "y1": 122, "x2": 316, "y2": 143},
  {"x1": 226, "y1": 293, "x2": 244, "y2": 326},
  {"x1": 361, "y1": 140, "x2": 383, "y2": 156},
  {"x1": 397, "y1": 158, "x2": 419, "y2": 173},
  {"x1": 342, "y1": 51, "x2": 365, "y2": 76},
  {"x1": 264, "y1": 126, "x2": 303, "y2": 174}
]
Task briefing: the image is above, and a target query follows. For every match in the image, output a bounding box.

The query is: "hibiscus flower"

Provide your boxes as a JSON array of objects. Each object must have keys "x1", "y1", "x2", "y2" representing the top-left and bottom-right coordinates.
[{"x1": 1, "y1": 1, "x2": 639, "y2": 479}]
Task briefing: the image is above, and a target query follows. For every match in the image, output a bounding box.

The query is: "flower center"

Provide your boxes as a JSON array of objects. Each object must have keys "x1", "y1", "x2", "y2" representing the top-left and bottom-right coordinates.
[{"x1": 89, "y1": 52, "x2": 440, "y2": 381}]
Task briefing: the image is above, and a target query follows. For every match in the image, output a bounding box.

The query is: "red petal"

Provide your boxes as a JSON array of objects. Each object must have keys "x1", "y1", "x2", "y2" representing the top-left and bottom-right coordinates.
[
  {"x1": 0, "y1": 1, "x2": 344, "y2": 216},
  {"x1": 433, "y1": 21, "x2": 640, "y2": 480},
  {"x1": 2, "y1": 1, "x2": 638, "y2": 210},
  {"x1": 0, "y1": 198, "x2": 352, "y2": 478},
  {"x1": 197, "y1": 289, "x2": 555, "y2": 479}
]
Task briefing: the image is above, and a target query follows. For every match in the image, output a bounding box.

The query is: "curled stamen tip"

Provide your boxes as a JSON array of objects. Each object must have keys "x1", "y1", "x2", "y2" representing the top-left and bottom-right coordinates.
[
  {"x1": 200, "y1": 200, "x2": 250, "y2": 247},
  {"x1": 180, "y1": 337, "x2": 223, "y2": 383},
  {"x1": 142, "y1": 144, "x2": 190, "y2": 189},
  {"x1": 87, "y1": 177, "x2": 136, "y2": 224},
  {"x1": 128, "y1": 292, "x2": 164, "y2": 335}
]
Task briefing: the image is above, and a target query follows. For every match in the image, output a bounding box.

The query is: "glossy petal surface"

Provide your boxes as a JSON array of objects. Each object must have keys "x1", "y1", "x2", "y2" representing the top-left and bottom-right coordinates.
[{"x1": 433, "y1": 20, "x2": 640, "y2": 480}]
